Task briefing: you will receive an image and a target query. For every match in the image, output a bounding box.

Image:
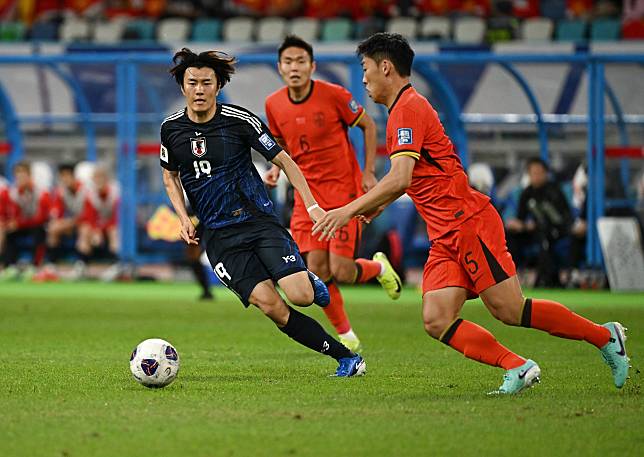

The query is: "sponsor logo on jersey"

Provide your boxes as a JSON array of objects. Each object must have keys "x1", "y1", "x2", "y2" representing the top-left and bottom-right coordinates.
[
  {"x1": 349, "y1": 99, "x2": 360, "y2": 113},
  {"x1": 259, "y1": 133, "x2": 276, "y2": 150},
  {"x1": 160, "y1": 144, "x2": 169, "y2": 162},
  {"x1": 397, "y1": 128, "x2": 413, "y2": 145},
  {"x1": 190, "y1": 137, "x2": 207, "y2": 157}
]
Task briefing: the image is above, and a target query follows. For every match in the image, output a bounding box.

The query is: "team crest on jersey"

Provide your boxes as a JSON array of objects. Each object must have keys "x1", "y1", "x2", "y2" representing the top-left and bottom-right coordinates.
[
  {"x1": 259, "y1": 133, "x2": 276, "y2": 150},
  {"x1": 313, "y1": 111, "x2": 325, "y2": 128},
  {"x1": 349, "y1": 99, "x2": 360, "y2": 113},
  {"x1": 190, "y1": 137, "x2": 207, "y2": 157},
  {"x1": 397, "y1": 128, "x2": 413, "y2": 145}
]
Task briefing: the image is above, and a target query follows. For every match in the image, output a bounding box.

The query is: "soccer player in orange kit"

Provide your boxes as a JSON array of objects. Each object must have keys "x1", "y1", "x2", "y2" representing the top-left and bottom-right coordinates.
[
  {"x1": 264, "y1": 35, "x2": 402, "y2": 352},
  {"x1": 312, "y1": 33, "x2": 630, "y2": 394}
]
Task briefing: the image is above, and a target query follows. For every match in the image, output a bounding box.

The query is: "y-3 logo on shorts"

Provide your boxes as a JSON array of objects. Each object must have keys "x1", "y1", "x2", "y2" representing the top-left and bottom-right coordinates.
[{"x1": 282, "y1": 255, "x2": 296, "y2": 263}]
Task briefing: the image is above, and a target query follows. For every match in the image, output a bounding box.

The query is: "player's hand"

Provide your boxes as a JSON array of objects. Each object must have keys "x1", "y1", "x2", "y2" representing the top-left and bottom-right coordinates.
[
  {"x1": 180, "y1": 217, "x2": 199, "y2": 245},
  {"x1": 307, "y1": 205, "x2": 327, "y2": 224},
  {"x1": 356, "y1": 204, "x2": 386, "y2": 224},
  {"x1": 263, "y1": 165, "x2": 281, "y2": 188},
  {"x1": 312, "y1": 207, "x2": 352, "y2": 241},
  {"x1": 6, "y1": 219, "x2": 18, "y2": 232},
  {"x1": 505, "y1": 218, "x2": 523, "y2": 232},
  {"x1": 361, "y1": 170, "x2": 378, "y2": 192}
]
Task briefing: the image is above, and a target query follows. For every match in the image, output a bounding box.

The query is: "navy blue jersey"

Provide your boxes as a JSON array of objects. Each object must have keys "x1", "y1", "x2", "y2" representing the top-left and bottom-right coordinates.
[{"x1": 160, "y1": 104, "x2": 281, "y2": 229}]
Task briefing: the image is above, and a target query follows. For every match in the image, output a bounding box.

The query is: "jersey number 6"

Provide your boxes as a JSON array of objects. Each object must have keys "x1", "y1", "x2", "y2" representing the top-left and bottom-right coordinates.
[{"x1": 193, "y1": 160, "x2": 211, "y2": 179}]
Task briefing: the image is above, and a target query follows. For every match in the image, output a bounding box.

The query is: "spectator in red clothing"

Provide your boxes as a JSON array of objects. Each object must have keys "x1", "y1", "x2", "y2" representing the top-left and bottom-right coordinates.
[
  {"x1": 0, "y1": 161, "x2": 51, "y2": 278},
  {"x1": 76, "y1": 165, "x2": 120, "y2": 271}
]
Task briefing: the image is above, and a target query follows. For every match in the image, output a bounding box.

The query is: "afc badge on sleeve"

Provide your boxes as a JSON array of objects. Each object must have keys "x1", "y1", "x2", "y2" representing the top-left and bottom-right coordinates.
[
  {"x1": 191, "y1": 137, "x2": 207, "y2": 157},
  {"x1": 397, "y1": 128, "x2": 413, "y2": 145},
  {"x1": 348, "y1": 99, "x2": 360, "y2": 113},
  {"x1": 259, "y1": 133, "x2": 276, "y2": 150},
  {"x1": 160, "y1": 144, "x2": 169, "y2": 162}
]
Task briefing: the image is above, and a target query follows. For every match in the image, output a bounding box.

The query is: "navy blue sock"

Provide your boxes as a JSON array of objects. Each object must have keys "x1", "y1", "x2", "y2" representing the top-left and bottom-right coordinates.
[{"x1": 279, "y1": 307, "x2": 354, "y2": 360}]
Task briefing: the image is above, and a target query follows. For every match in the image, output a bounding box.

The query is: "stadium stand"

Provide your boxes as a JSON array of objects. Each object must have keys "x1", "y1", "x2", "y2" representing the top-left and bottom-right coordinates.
[
  {"x1": 320, "y1": 18, "x2": 353, "y2": 41},
  {"x1": 555, "y1": 19, "x2": 587, "y2": 42},
  {"x1": 222, "y1": 16, "x2": 255, "y2": 42},
  {"x1": 521, "y1": 17, "x2": 554, "y2": 41},
  {"x1": 288, "y1": 17, "x2": 320, "y2": 42},
  {"x1": 256, "y1": 17, "x2": 288, "y2": 43},
  {"x1": 157, "y1": 18, "x2": 192, "y2": 43},
  {"x1": 191, "y1": 18, "x2": 223, "y2": 42},
  {"x1": 419, "y1": 16, "x2": 451, "y2": 41}
]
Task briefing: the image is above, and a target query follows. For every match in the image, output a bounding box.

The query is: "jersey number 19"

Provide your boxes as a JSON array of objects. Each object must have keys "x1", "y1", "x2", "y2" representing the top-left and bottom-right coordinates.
[{"x1": 193, "y1": 160, "x2": 211, "y2": 179}]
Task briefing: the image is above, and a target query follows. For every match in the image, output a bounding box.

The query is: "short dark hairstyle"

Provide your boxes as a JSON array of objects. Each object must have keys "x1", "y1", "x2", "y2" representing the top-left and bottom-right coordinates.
[
  {"x1": 356, "y1": 32, "x2": 415, "y2": 77},
  {"x1": 169, "y1": 48, "x2": 236, "y2": 89},
  {"x1": 278, "y1": 35, "x2": 314, "y2": 62},
  {"x1": 527, "y1": 157, "x2": 549, "y2": 171},
  {"x1": 58, "y1": 163, "x2": 75, "y2": 174},
  {"x1": 13, "y1": 161, "x2": 30, "y2": 173}
]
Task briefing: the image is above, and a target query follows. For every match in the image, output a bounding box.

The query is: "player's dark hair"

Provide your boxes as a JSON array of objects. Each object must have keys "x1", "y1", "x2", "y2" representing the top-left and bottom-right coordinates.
[
  {"x1": 527, "y1": 157, "x2": 549, "y2": 171},
  {"x1": 58, "y1": 163, "x2": 75, "y2": 174},
  {"x1": 278, "y1": 35, "x2": 314, "y2": 62},
  {"x1": 13, "y1": 161, "x2": 30, "y2": 173},
  {"x1": 170, "y1": 48, "x2": 236, "y2": 89},
  {"x1": 356, "y1": 32, "x2": 414, "y2": 77}
]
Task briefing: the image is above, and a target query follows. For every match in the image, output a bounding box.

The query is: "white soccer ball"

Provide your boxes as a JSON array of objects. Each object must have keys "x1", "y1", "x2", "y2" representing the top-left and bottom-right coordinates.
[{"x1": 129, "y1": 338, "x2": 180, "y2": 388}]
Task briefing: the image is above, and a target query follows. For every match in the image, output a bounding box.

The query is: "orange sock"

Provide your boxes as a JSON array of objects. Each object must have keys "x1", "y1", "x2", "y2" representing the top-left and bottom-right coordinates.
[
  {"x1": 323, "y1": 281, "x2": 351, "y2": 334},
  {"x1": 354, "y1": 258, "x2": 381, "y2": 283},
  {"x1": 440, "y1": 319, "x2": 525, "y2": 370},
  {"x1": 521, "y1": 298, "x2": 610, "y2": 349}
]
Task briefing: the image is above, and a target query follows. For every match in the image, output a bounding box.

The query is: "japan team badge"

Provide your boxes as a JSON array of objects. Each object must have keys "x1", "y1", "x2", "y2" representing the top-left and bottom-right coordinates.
[{"x1": 191, "y1": 137, "x2": 207, "y2": 157}]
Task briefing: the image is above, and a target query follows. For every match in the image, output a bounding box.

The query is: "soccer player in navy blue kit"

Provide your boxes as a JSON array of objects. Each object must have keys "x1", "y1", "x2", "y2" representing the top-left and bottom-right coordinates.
[{"x1": 160, "y1": 48, "x2": 365, "y2": 377}]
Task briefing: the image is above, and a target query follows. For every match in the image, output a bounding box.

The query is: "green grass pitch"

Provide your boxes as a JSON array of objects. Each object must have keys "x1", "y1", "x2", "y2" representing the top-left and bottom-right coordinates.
[{"x1": 1, "y1": 282, "x2": 642, "y2": 456}]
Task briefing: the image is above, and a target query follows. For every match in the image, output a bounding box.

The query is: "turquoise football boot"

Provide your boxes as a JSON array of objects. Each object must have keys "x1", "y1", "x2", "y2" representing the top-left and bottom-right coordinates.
[
  {"x1": 600, "y1": 322, "x2": 630, "y2": 388},
  {"x1": 493, "y1": 359, "x2": 541, "y2": 395}
]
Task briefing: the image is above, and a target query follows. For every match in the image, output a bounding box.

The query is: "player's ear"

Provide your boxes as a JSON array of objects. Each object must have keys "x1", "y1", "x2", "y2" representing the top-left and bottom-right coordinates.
[
  {"x1": 381, "y1": 60, "x2": 391, "y2": 77},
  {"x1": 310, "y1": 60, "x2": 316, "y2": 74}
]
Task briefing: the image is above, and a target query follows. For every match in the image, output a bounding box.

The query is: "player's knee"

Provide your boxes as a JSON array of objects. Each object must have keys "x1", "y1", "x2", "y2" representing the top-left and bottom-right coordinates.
[
  {"x1": 485, "y1": 297, "x2": 521, "y2": 325},
  {"x1": 329, "y1": 263, "x2": 354, "y2": 283},
  {"x1": 286, "y1": 285, "x2": 314, "y2": 307},
  {"x1": 423, "y1": 316, "x2": 449, "y2": 339},
  {"x1": 251, "y1": 292, "x2": 289, "y2": 324}
]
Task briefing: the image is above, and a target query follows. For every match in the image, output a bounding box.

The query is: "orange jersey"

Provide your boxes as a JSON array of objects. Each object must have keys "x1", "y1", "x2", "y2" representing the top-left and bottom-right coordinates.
[
  {"x1": 386, "y1": 84, "x2": 489, "y2": 240},
  {"x1": 265, "y1": 80, "x2": 365, "y2": 218}
]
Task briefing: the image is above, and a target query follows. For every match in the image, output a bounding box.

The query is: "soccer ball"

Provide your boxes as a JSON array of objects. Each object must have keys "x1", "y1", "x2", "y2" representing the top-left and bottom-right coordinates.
[{"x1": 129, "y1": 338, "x2": 180, "y2": 388}]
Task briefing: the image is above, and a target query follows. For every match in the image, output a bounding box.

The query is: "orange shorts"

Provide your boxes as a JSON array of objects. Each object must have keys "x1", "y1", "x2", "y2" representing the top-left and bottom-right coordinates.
[
  {"x1": 422, "y1": 203, "x2": 516, "y2": 297},
  {"x1": 291, "y1": 212, "x2": 361, "y2": 259}
]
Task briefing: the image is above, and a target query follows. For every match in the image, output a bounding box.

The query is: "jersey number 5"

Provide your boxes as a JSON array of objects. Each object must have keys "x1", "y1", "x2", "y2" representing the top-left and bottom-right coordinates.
[{"x1": 193, "y1": 160, "x2": 211, "y2": 179}]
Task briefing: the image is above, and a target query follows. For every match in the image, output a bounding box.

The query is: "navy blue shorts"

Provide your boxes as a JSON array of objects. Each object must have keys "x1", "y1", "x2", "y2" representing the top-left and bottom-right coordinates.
[{"x1": 203, "y1": 217, "x2": 307, "y2": 306}]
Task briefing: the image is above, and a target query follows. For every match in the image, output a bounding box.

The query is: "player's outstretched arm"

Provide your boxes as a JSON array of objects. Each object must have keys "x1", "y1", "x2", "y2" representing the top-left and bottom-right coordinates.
[
  {"x1": 312, "y1": 156, "x2": 415, "y2": 240},
  {"x1": 271, "y1": 150, "x2": 324, "y2": 221},
  {"x1": 262, "y1": 138, "x2": 289, "y2": 188},
  {"x1": 162, "y1": 168, "x2": 198, "y2": 245},
  {"x1": 356, "y1": 112, "x2": 378, "y2": 192}
]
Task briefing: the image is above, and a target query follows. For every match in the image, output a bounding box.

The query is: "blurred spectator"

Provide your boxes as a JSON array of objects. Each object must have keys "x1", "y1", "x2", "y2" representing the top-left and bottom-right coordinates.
[
  {"x1": 34, "y1": 163, "x2": 87, "y2": 281},
  {"x1": 567, "y1": 0, "x2": 593, "y2": 18},
  {"x1": 415, "y1": 0, "x2": 490, "y2": 17},
  {"x1": 510, "y1": 0, "x2": 539, "y2": 17},
  {"x1": 487, "y1": 1, "x2": 519, "y2": 42},
  {"x1": 506, "y1": 158, "x2": 573, "y2": 287},
  {"x1": 565, "y1": 162, "x2": 588, "y2": 286},
  {"x1": 0, "y1": 161, "x2": 51, "y2": 281},
  {"x1": 302, "y1": 0, "x2": 344, "y2": 18},
  {"x1": 76, "y1": 165, "x2": 120, "y2": 279},
  {"x1": 623, "y1": 0, "x2": 644, "y2": 21},
  {"x1": 467, "y1": 162, "x2": 495, "y2": 198}
]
